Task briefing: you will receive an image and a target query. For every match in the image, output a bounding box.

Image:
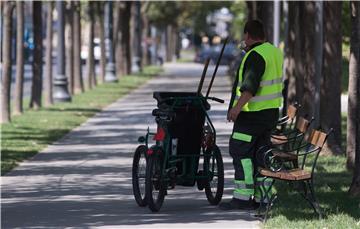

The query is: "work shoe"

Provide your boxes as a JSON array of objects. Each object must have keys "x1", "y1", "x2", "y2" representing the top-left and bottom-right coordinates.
[{"x1": 219, "y1": 198, "x2": 255, "y2": 211}]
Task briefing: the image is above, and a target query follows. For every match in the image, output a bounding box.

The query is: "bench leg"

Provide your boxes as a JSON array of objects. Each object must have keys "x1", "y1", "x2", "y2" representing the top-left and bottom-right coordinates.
[
  {"x1": 300, "y1": 179, "x2": 322, "y2": 219},
  {"x1": 257, "y1": 177, "x2": 276, "y2": 222},
  {"x1": 307, "y1": 180, "x2": 322, "y2": 219}
]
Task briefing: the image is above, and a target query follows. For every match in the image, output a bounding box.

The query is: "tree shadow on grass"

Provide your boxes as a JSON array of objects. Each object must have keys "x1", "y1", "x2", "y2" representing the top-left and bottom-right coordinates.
[
  {"x1": 2, "y1": 127, "x2": 70, "y2": 144},
  {"x1": 1, "y1": 127, "x2": 71, "y2": 174},
  {"x1": 269, "y1": 170, "x2": 359, "y2": 221},
  {"x1": 45, "y1": 107, "x2": 101, "y2": 114}
]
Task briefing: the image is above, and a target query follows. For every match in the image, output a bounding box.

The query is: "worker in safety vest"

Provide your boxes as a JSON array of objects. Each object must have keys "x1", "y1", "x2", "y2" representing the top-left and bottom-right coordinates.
[{"x1": 219, "y1": 20, "x2": 283, "y2": 210}]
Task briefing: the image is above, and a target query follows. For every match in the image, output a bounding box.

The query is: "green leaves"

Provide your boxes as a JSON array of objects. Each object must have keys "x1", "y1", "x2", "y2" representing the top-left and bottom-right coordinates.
[{"x1": 145, "y1": 2, "x2": 232, "y2": 34}]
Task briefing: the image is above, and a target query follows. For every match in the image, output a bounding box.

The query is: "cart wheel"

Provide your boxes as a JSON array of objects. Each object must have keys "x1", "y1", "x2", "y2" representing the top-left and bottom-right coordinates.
[
  {"x1": 132, "y1": 145, "x2": 148, "y2": 207},
  {"x1": 204, "y1": 144, "x2": 224, "y2": 205},
  {"x1": 146, "y1": 152, "x2": 166, "y2": 212}
]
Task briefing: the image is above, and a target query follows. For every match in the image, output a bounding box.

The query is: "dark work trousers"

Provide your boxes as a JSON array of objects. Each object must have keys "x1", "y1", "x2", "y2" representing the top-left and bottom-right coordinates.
[
  {"x1": 229, "y1": 109, "x2": 279, "y2": 201},
  {"x1": 229, "y1": 127, "x2": 271, "y2": 181}
]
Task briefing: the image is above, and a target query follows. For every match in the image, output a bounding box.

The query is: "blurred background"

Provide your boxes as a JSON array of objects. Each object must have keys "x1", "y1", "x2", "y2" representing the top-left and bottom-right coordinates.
[
  {"x1": 1, "y1": 0, "x2": 360, "y2": 209},
  {"x1": 0, "y1": 1, "x2": 357, "y2": 158}
]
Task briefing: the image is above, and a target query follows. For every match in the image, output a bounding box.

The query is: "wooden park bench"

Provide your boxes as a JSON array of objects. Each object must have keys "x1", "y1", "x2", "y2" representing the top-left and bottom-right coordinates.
[
  {"x1": 272, "y1": 103, "x2": 300, "y2": 136},
  {"x1": 270, "y1": 116, "x2": 314, "y2": 169},
  {"x1": 271, "y1": 116, "x2": 314, "y2": 147},
  {"x1": 256, "y1": 128, "x2": 333, "y2": 221}
]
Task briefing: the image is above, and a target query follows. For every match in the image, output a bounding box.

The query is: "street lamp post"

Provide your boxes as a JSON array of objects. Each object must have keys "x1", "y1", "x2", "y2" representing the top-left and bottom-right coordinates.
[
  {"x1": 54, "y1": 1, "x2": 71, "y2": 102},
  {"x1": 105, "y1": 0, "x2": 117, "y2": 82},
  {"x1": 131, "y1": 1, "x2": 142, "y2": 73}
]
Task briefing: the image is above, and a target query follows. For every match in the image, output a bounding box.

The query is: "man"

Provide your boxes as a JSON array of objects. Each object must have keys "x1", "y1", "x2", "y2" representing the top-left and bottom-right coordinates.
[{"x1": 219, "y1": 20, "x2": 283, "y2": 210}]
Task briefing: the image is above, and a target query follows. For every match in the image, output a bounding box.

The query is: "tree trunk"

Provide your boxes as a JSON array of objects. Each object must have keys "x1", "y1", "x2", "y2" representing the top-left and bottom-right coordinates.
[
  {"x1": 320, "y1": 2, "x2": 343, "y2": 155},
  {"x1": 1, "y1": 1, "x2": 14, "y2": 123},
  {"x1": 141, "y1": 2, "x2": 150, "y2": 66},
  {"x1": 175, "y1": 26, "x2": 181, "y2": 59},
  {"x1": 123, "y1": 2, "x2": 132, "y2": 75},
  {"x1": 65, "y1": 1, "x2": 74, "y2": 94},
  {"x1": 73, "y1": 1, "x2": 83, "y2": 94},
  {"x1": 257, "y1": 1, "x2": 274, "y2": 43},
  {"x1": 86, "y1": 2, "x2": 95, "y2": 89},
  {"x1": 130, "y1": 1, "x2": 143, "y2": 72},
  {"x1": 245, "y1": 1, "x2": 273, "y2": 43},
  {"x1": 153, "y1": 26, "x2": 160, "y2": 65},
  {"x1": 246, "y1": 1, "x2": 257, "y2": 21},
  {"x1": 287, "y1": 2, "x2": 307, "y2": 113},
  {"x1": 14, "y1": 1, "x2": 24, "y2": 114},
  {"x1": 30, "y1": 1, "x2": 42, "y2": 109},
  {"x1": 0, "y1": 1, "x2": 3, "y2": 65},
  {"x1": 97, "y1": 2, "x2": 106, "y2": 83},
  {"x1": 115, "y1": 1, "x2": 132, "y2": 76},
  {"x1": 44, "y1": 2, "x2": 53, "y2": 107},
  {"x1": 347, "y1": 0, "x2": 359, "y2": 170},
  {"x1": 296, "y1": 2, "x2": 317, "y2": 118},
  {"x1": 114, "y1": 1, "x2": 122, "y2": 76},
  {"x1": 172, "y1": 26, "x2": 178, "y2": 61},
  {"x1": 285, "y1": 2, "x2": 301, "y2": 105},
  {"x1": 166, "y1": 25, "x2": 172, "y2": 62},
  {"x1": 131, "y1": 1, "x2": 142, "y2": 72},
  {"x1": 348, "y1": 1, "x2": 360, "y2": 197}
]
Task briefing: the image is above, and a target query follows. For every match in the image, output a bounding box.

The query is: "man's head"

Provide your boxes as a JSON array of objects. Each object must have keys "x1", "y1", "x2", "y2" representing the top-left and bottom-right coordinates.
[{"x1": 243, "y1": 20, "x2": 266, "y2": 47}]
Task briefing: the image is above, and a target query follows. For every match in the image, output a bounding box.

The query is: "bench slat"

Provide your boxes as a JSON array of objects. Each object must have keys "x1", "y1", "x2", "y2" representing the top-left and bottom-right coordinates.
[
  {"x1": 259, "y1": 168, "x2": 311, "y2": 180},
  {"x1": 273, "y1": 151, "x2": 297, "y2": 161},
  {"x1": 271, "y1": 135, "x2": 288, "y2": 144}
]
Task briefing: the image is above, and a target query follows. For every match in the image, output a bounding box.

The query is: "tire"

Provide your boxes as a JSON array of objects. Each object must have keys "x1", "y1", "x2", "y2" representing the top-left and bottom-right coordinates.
[
  {"x1": 132, "y1": 145, "x2": 148, "y2": 207},
  {"x1": 204, "y1": 144, "x2": 224, "y2": 205},
  {"x1": 145, "y1": 153, "x2": 166, "y2": 212}
]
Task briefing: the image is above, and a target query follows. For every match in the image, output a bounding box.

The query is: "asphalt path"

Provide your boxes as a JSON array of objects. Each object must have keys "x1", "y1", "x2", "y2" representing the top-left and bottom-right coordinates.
[{"x1": 1, "y1": 62, "x2": 261, "y2": 228}]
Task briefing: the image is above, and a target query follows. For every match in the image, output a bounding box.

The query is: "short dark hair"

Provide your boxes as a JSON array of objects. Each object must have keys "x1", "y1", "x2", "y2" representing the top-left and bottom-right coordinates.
[{"x1": 244, "y1": 20, "x2": 265, "y2": 40}]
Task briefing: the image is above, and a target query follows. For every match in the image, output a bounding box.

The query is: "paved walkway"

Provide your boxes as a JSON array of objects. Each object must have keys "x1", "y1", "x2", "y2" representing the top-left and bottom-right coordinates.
[{"x1": 1, "y1": 62, "x2": 260, "y2": 228}]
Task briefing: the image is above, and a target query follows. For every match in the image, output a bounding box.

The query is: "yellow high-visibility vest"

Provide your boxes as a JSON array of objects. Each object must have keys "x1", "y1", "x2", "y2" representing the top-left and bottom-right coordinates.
[{"x1": 232, "y1": 42, "x2": 283, "y2": 112}]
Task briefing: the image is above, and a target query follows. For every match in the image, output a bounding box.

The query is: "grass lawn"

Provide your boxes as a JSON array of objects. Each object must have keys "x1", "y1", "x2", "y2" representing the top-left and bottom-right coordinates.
[
  {"x1": 264, "y1": 156, "x2": 360, "y2": 229},
  {"x1": 264, "y1": 114, "x2": 360, "y2": 228},
  {"x1": 1, "y1": 66, "x2": 162, "y2": 175}
]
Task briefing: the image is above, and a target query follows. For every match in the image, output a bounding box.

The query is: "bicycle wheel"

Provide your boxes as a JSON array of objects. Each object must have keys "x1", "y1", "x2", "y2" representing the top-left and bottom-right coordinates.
[
  {"x1": 145, "y1": 152, "x2": 166, "y2": 212},
  {"x1": 204, "y1": 144, "x2": 224, "y2": 205},
  {"x1": 132, "y1": 145, "x2": 147, "y2": 207}
]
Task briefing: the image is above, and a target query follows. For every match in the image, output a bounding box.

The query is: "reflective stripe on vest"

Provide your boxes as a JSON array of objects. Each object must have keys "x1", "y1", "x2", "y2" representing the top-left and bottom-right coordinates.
[
  {"x1": 260, "y1": 78, "x2": 283, "y2": 86},
  {"x1": 249, "y1": 92, "x2": 283, "y2": 102},
  {"x1": 232, "y1": 42, "x2": 284, "y2": 111}
]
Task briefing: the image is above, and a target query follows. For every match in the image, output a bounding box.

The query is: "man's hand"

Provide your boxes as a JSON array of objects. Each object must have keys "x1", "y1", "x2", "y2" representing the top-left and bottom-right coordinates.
[
  {"x1": 227, "y1": 91, "x2": 253, "y2": 122},
  {"x1": 227, "y1": 106, "x2": 241, "y2": 122}
]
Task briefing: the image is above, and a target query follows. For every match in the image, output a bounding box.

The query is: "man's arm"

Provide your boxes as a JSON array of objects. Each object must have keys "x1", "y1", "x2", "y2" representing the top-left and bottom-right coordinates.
[
  {"x1": 227, "y1": 91, "x2": 253, "y2": 122},
  {"x1": 227, "y1": 50, "x2": 265, "y2": 122}
]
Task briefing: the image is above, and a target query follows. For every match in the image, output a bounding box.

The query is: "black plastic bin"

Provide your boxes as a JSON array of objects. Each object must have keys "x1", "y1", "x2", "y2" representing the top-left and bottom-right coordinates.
[{"x1": 153, "y1": 92, "x2": 210, "y2": 186}]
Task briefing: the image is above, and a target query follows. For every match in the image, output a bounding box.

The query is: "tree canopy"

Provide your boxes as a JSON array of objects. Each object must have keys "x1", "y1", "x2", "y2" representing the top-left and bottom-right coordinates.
[{"x1": 146, "y1": 1, "x2": 231, "y2": 35}]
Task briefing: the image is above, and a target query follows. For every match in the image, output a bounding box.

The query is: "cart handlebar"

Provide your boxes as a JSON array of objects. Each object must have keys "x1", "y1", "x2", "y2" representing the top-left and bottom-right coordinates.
[{"x1": 207, "y1": 97, "x2": 224, "y2": 104}]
